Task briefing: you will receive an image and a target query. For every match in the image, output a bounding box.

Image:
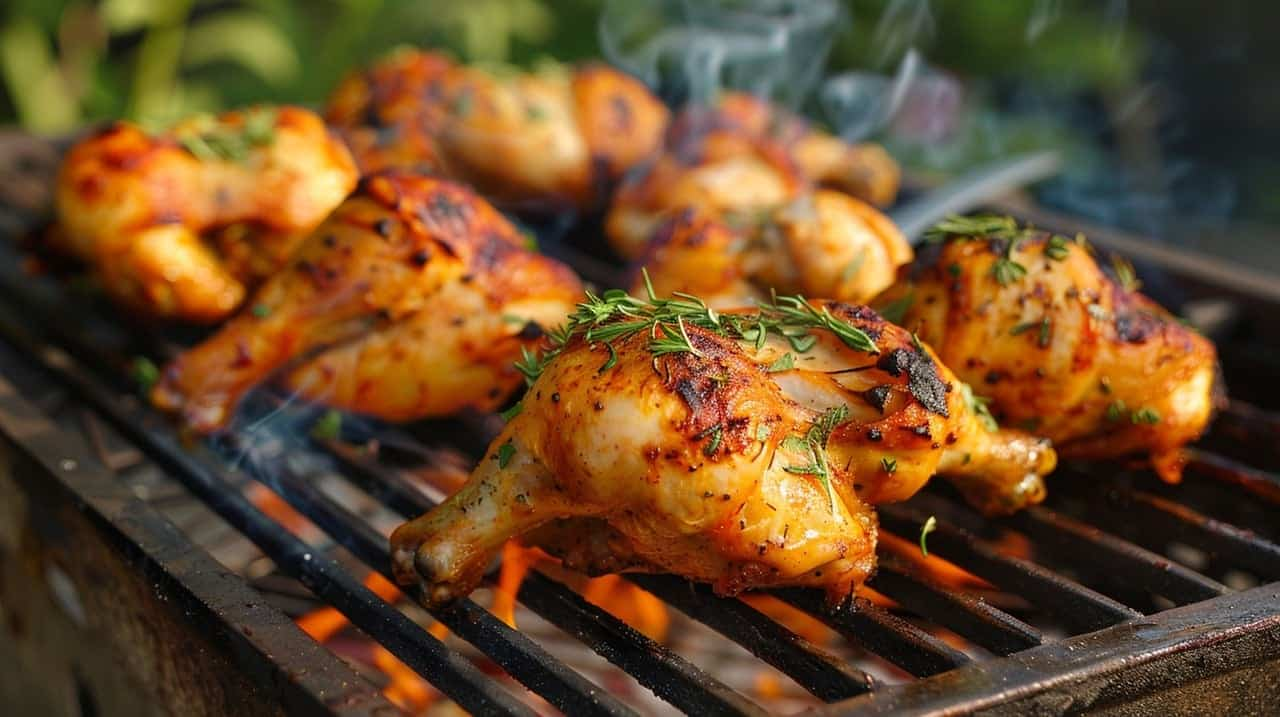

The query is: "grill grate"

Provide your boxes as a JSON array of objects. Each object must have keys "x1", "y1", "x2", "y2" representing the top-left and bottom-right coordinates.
[{"x1": 0, "y1": 211, "x2": 1278, "y2": 714}]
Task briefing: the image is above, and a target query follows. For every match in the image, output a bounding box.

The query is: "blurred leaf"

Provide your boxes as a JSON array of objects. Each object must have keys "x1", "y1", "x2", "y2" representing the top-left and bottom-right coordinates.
[
  {"x1": 0, "y1": 17, "x2": 79, "y2": 133},
  {"x1": 102, "y1": 0, "x2": 189, "y2": 32},
  {"x1": 183, "y1": 10, "x2": 301, "y2": 86}
]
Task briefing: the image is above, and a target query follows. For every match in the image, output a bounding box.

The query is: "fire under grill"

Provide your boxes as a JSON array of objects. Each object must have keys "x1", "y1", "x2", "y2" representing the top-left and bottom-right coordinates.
[{"x1": 1, "y1": 164, "x2": 1279, "y2": 716}]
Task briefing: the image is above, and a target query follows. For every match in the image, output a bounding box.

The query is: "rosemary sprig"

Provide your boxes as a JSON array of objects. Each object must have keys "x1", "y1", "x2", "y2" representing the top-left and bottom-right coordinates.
[
  {"x1": 957, "y1": 381, "x2": 998, "y2": 432},
  {"x1": 178, "y1": 107, "x2": 278, "y2": 162},
  {"x1": 924, "y1": 214, "x2": 1022, "y2": 243},
  {"x1": 781, "y1": 405, "x2": 850, "y2": 515},
  {"x1": 515, "y1": 272, "x2": 878, "y2": 386}
]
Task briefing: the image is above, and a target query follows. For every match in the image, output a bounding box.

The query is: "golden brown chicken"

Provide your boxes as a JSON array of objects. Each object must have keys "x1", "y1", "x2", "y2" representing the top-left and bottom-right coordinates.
[
  {"x1": 874, "y1": 216, "x2": 1220, "y2": 482},
  {"x1": 325, "y1": 49, "x2": 669, "y2": 210},
  {"x1": 632, "y1": 190, "x2": 912, "y2": 307},
  {"x1": 150, "y1": 172, "x2": 583, "y2": 433},
  {"x1": 54, "y1": 106, "x2": 358, "y2": 323},
  {"x1": 391, "y1": 292, "x2": 1056, "y2": 608},
  {"x1": 605, "y1": 91, "x2": 901, "y2": 259}
]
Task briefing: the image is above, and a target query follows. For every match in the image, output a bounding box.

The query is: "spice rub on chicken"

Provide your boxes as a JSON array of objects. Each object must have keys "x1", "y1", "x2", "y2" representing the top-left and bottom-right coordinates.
[
  {"x1": 325, "y1": 48, "x2": 669, "y2": 210},
  {"x1": 874, "y1": 215, "x2": 1220, "y2": 482},
  {"x1": 54, "y1": 106, "x2": 357, "y2": 323},
  {"x1": 391, "y1": 290, "x2": 1056, "y2": 608},
  {"x1": 151, "y1": 172, "x2": 582, "y2": 433}
]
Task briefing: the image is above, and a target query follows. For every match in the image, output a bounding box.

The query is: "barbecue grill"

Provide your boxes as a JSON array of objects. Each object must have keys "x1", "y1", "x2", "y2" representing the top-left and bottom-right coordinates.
[{"x1": 0, "y1": 138, "x2": 1277, "y2": 716}]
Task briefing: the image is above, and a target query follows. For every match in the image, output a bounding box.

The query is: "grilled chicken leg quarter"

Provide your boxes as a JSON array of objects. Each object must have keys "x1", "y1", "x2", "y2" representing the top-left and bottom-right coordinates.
[
  {"x1": 874, "y1": 216, "x2": 1220, "y2": 481},
  {"x1": 54, "y1": 106, "x2": 357, "y2": 323},
  {"x1": 391, "y1": 296, "x2": 1055, "y2": 608},
  {"x1": 151, "y1": 172, "x2": 582, "y2": 433}
]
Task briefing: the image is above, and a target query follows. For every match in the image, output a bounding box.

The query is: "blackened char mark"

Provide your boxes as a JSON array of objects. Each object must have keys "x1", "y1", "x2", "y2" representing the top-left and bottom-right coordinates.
[{"x1": 876, "y1": 348, "x2": 950, "y2": 417}]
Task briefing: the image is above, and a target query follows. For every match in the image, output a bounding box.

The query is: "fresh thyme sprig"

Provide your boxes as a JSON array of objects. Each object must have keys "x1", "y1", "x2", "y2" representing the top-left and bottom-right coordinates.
[
  {"x1": 781, "y1": 405, "x2": 850, "y2": 515},
  {"x1": 515, "y1": 271, "x2": 878, "y2": 386},
  {"x1": 178, "y1": 107, "x2": 278, "y2": 162}
]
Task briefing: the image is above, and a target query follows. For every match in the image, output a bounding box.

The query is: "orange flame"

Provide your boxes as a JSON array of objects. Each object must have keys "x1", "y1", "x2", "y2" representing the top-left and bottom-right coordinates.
[
  {"x1": 374, "y1": 644, "x2": 438, "y2": 712},
  {"x1": 246, "y1": 483, "x2": 310, "y2": 534},
  {"x1": 878, "y1": 532, "x2": 993, "y2": 591}
]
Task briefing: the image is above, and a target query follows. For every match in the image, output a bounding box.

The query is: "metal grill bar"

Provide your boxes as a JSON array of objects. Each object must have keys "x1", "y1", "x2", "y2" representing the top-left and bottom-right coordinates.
[
  {"x1": 877, "y1": 505, "x2": 1143, "y2": 633},
  {"x1": 868, "y1": 557, "x2": 1044, "y2": 655},
  {"x1": 1186, "y1": 447, "x2": 1280, "y2": 504},
  {"x1": 0, "y1": 320, "x2": 541, "y2": 716},
  {"x1": 326, "y1": 440, "x2": 774, "y2": 715},
  {"x1": 1006, "y1": 505, "x2": 1230, "y2": 605},
  {"x1": 1093, "y1": 486, "x2": 1280, "y2": 581},
  {"x1": 771, "y1": 590, "x2": 971, "y2": 677},
  {"x1": 329, "y1": 429, "x2": 876, "y2": 703},
  {"x1": 628, "y1": 574, "x2": 875, "y2": 701}
]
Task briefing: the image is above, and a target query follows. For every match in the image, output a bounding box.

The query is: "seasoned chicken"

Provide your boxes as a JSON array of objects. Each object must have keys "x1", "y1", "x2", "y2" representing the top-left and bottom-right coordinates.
[
  {"x1": 54, "y1": 106, "x2": 357, "y2": 323},
  {"x1": 632, "y1": 191, "x2": 912, "y2": 307},
  {"x1": 605, "y1": 91, "x2": 900, "y2": 259},
  {"x1": 325, "y1": 49, "x2": 669, "y2": 210},
  {"x1": 151, "y1": 172, "x2": 582, "y2": 432},
  {"x1": 391, "y1": 292, "x2": 1056, "y2": 608},
  {"x1": 874, "y1": 216, "x2": 1220, "y2": 481}
]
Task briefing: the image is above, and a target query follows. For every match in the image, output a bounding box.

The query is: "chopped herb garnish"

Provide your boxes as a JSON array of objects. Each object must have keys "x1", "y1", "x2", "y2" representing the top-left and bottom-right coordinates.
[
  {"x1": 495, "y1": 440, "x2": 516, "y2": 468},
  {"x1": 919, "y1": 515, "x2": 938, "y2": 557},
  {"x1": 957, "y1": 381, "x2": 998, "y2": 432},
  {"x1": 991, "y1": 254, "x2": 1028, "y2": 286},
  {"x1": 924, "y1": 214, "x2": 1021, "y2": 243},
  {"x1": 781, "y1": 405, "x2": 850, "y2": 515},
  {"x1": 878, "y1": 290, "x2": 914, "y2": 324},
  {"x1": 130, "y1": 356, "x2": 160, "y2": 393},
  {"x1": 515, "y1": 273, "x2": 877, "y2": 386},
  {"x1": 499, "y1": 401, "x2": 523, "y2": 422},
  {"x1": 702, "y1": 425, "x2": 724, "y2": 457},
  {"x1": 1099, "y1": 376, "x2": 1113, "y2": 394},
  {"x1": 521, "y1": 230, "x2": 539, "y2": 251},
  {"x1": 501, "y1": 313, "x2": 527, "y2": 325},
  {"x1": 881, "y1": 456, "x2": 897, "y2": 474},
  {"x1": 1038, "y1": 317, "x2": 1052, "y2": 348},
  {"x1": 177, "y1": 107, "x2": 277, "y2": 162},
  {"x1": 1009, "y1": 321, "x2": 1037, "y2": 336},
  {"x1": 1110, "y1": 254, "x2": 1141, "y2": 292},
  {"x1": 598, "y1": 342, "x2": 619, "y2": 373},
  {"x1": 947, "y1": 263, "x2": 962, "y2": 278},
  {"x1": 251, "y1": 304, "x2": 272, "y2": 318},
  {"x1": 767, "y1": 352, "x2": 795, "y2": 372},
  {"x1": 525, "y1": 104, "x2": 546, "y2": 121},
  {"x1": 310, "y1": 409, "x2": 342, "y2": 440},
  {"x1": 1131, "y1": 407, "x2": 1161, "y2": 425},
  {"x1": 1105, "y1": 400, "x2": 1127, "y2": 422},
  {"x1": 1045, "y1": 235, "x2": 1071, "y2": 260}
]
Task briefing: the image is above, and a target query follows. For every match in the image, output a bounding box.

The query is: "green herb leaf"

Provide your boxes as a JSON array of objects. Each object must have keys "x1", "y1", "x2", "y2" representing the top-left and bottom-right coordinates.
[
  {"x1": 1110, "y1": 254, "x2": 1141, "y2": 292},
  {"x1": 1038, "y1": 317, "x2": 1052, "y2": 348},
  {"x1": 311, "y1": 409, "x2": 342, "y2": 440},
  {"x1": 1131, "y1": 407, "x2": 1161, "y2": 425},
  {"x1": 499, "y1": 401, "x2": 523, "y2": 422},
  {"x1": 1009, "y1": 321, "x2": 1037, "y2": 336},
  {"x1": 991, "y1": 257, "x2": 1028, "y2": 285},
  {"x1": 919, "y1": 515, "x2": 938, "y2": 557},
  {"x1": 878, "y1": 290, "x2": 914, "y2": 324},
  {"x1": 251, "y1": 304, "x2": 272, "y2": 318},
  {"x1": 780, "y1": 405, "x2": 850, "y2": 515},
  {"x1": 1045, "y1": 235, "x2": 1071, "y2": 260},
  {"x1": 958, "y1": 381, "x2": 998, "y2": 432},
  {"x1": 702, "y1": 425, "x2": 723, "y2": 457},
  {"x1": 1106, "y1": 400, "x2": 1127, "y2": 422},
  {"x1": 598, "y1": 342, "x2": 619, "y2": 373},
  {"x1": 495, "y1": 440, "x2": 516, "y2": 468},
  {"x1": 130, "y1": 356, "x2": 160, "y2": 393},
  {"x1": 881, "y1": 456, "x2": 897, "y2": 474},
  {"x1": 924, "y1": 214, "x2": 1019, "y2": 243},
  {"x1": 767, "y1": 352, "x2": 795, "y2": 372}
]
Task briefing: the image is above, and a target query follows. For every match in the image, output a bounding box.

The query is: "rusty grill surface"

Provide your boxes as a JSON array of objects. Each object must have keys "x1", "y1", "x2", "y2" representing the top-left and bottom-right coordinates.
[{"x1": 0, "y1": 170, "x2": 1278, "y2": 715}]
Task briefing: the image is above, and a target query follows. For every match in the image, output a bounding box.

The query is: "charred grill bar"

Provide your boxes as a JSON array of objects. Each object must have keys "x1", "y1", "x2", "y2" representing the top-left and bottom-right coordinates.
[{"x1": 0, "y1": 185, "x2": 1278, "y2": 714}]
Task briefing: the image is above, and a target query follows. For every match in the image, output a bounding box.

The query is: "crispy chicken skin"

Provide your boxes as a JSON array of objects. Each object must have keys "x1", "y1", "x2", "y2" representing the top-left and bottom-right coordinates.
[
  {"x1": 151, "y1": 172, "x2": 582, "y2": 432},
  {"x1": 325, "y1": 49, "x2": 669, "y2": 209},
  {"x1": 391, "y1": 300, "x2": 1055, "y2": 608},
  {"x1": 874, "y1": 223, "x2": 1219, "y2": 481},
  {"x1": 606, "y1": 91, "x2": 901, "y2": 259},
  {"x1": 632, "y1": 191, "x2": 912, "y2": 307},
  {"x1": 54, "y1": 106, "x2": 357, "y2": 323}
]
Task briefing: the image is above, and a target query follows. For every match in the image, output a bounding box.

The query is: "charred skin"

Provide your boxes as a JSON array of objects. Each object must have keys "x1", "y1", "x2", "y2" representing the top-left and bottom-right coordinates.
[
  {"x1": 390, "y1": 303, "x2": 1054, "y2": 609},
  {"x1": 605, "y1": 91, "x2": 901, "y2": 260},
  {"x1": 875, "y1": 234, "x2": 1219, "y2": 481},
  {"x1": 325, "y1": 49, "x2": 669, "y2": 209},
  {"x1": 54, "y1": 106, "x2": 357, "y2": 323},
  {"x1": 630, "y1": 191, "x2": 912, "y2": 308},
  {"x1": 150, "y1": 172, "x2": 582, "y2": 432}
]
